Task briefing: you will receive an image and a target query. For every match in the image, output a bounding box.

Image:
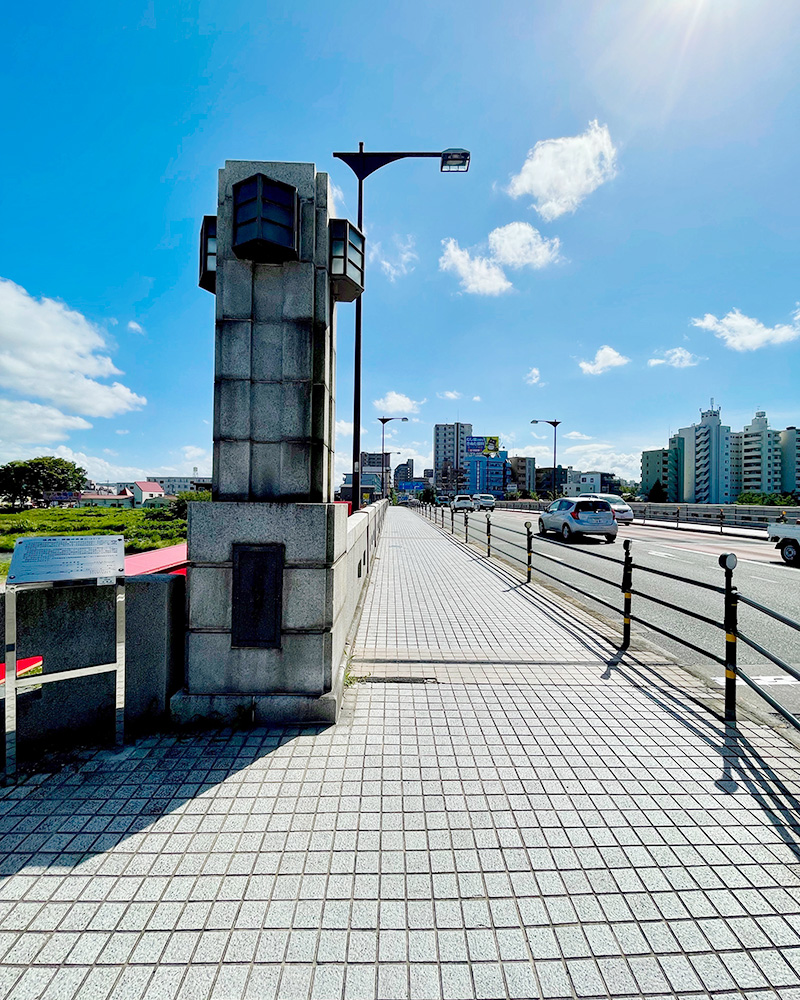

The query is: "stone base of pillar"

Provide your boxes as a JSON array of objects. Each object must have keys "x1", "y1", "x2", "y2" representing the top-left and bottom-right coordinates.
[
  {"x1": 171, "y1": 657, "x2": 345, "y2": 726},
  {"x1": 177, "y1": 500, "x2": 349, "y2": 725}
]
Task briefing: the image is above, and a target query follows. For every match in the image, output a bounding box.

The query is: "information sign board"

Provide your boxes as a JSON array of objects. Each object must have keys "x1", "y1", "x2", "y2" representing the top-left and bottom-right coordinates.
[
  {"x1": 465, "y1": 436, "x2": 500, "y2": 456},
  {"x1": 7, "y1": 535, "x2": 125, "y2": 585}
]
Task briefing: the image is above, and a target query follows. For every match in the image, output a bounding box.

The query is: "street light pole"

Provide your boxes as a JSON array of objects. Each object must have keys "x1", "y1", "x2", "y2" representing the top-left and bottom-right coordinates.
[
  {"x1": 378, "y1": 416, "x2": 408, "y2": 500},
  {"x1": 531, "y1": 419, "x2": 562, "y2": 499},
  {"x1": 333, "y1": 143, "x2": 470, "y2": 512}
]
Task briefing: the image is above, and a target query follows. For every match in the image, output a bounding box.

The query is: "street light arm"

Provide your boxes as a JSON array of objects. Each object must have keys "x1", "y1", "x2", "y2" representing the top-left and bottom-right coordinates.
[{"x1": 334, "y1": 150, "x2": 443, "y2": 181}]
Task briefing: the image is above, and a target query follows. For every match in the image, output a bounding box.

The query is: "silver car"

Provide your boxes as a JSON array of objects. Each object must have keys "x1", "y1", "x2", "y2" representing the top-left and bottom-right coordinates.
[
  {"x1": 538, "y1": 498, "x2": 618, "y2": 543},
  {"x1": 579, "y1": 493, "x2": 634, "y2": 525},
  {"x1": 472, "y1": 494, "x2": 496, "y2": 511}
]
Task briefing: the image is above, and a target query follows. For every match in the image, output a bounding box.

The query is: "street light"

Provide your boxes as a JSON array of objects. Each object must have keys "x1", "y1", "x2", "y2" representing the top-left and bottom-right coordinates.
[
  {"x1": 378, "y1": 417, "x2": 408, "y2": 500},
  {"x1": 333, "y1": 141, "x2": 470, "y2": 511},
  {"x1": 531, "y1": 419, "x2": 562, "y2": 499}
]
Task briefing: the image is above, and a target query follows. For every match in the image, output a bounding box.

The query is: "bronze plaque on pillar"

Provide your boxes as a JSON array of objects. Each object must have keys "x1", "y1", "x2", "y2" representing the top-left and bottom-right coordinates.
[{"x1": 231, "y1": 543, "x2": 284, "y2": 648}]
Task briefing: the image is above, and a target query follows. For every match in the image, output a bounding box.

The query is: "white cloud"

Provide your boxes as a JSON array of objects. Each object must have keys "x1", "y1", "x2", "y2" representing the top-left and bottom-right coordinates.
[
  {"x1": 579, "y1": 345, "x2": 630, "y2": 375},
  {"x1": 507, "y1": 120, "x2": 617, "y2": 221},
  {"x1": 472, "y1": 396, "x2": 481, "y2": 402},
  {"x1": 372, "y1": 390, "x2": 426, "y2": 415},
  {"x1": 488, "y1": 223, "x2": 561, "y2": 269},
  {"x1": 0, "y1": 400, "x2": 91, "y2": 446},
  {"x1": 103, "y1": 448, "x2": 118, "y2": 456},
  {"x1": 439, "y1": 239, "x2": 512, "y2": 296},
  {"x1": 647, "y1": 346, "x2": 705, "y2": 368},
  {"x1": 335, "y1": 419, "x2": 354, "y2": 437},
  {"x1": 127, "y1": 321, "x2": 144, "y2": 334},
  {"x1": 0, "y1": 277, "x2": 147, "y2": 418},
  {"x1": 513, "y1": 441, "x2": 640, "y2": 481},
  {"x1": 437, "y1": 390, "x2": 462, "y2": 400},
  {"x1": 525, "y1": 367, "x2": 541, "y2": 385},
  {"x1": 564, "y1": 431, "x2": 592, "y2": 440},
  {"x1": 329, "y1": 181, "x2": 345, "y2": 217},
  {"x1": 692, "y1": 306, "x2": 800, "y2": 352},
  {"x1": 372, "y1": 235, "x2": 418, "y2": 282},
  {"x1": 181, "y1": 446, "x2": 211, "y2": 471},
  {"x1": 115, "y1": 429, "x2": 130, "y2": 435}
]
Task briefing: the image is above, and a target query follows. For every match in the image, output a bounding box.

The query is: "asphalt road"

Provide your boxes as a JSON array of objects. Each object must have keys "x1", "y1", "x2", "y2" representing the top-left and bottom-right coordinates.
[{"x1": 441, "y1": 507, "x2": 800, "y2": 723}]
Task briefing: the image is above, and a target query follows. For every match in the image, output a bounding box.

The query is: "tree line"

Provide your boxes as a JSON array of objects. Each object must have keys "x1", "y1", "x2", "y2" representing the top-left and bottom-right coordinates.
[{"x1": 0, "y1": 457, "x2": 88, "y2": 508}]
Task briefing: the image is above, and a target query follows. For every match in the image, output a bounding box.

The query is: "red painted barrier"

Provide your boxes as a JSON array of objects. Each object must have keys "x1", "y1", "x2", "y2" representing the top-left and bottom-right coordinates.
[
  {"x1": 0, "y1": 656, "x2": 43, "y2": 683},
  {"x1": 124, "y1": 542, "x2": 188, "y2": 576}
]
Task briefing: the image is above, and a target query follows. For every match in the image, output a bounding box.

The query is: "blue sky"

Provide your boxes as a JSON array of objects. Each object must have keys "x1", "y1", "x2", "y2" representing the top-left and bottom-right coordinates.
[{"x1": 1, "y1": 0, "x2": 799, "y2": 484}]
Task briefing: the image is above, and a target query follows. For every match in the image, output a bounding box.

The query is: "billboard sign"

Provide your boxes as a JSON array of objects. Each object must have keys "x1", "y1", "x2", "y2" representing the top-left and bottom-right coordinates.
[{"x1": 465, "y1": 435, "x2": 500, "y2": 456}]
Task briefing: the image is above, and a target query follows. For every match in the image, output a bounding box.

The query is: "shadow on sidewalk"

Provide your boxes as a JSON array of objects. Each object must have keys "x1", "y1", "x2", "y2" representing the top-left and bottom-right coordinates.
[
  {"x1": 607, "y1": 657, "x2": 800, "y2": 861},
  {"x1": 0, "y1": 723, "x2": 330, "y2": 880}
]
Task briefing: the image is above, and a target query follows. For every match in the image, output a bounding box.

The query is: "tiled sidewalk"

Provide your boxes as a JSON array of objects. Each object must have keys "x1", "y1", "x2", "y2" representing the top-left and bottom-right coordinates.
[{"x1": 1, "y1": 509, "x2": 800, "y2": 999}]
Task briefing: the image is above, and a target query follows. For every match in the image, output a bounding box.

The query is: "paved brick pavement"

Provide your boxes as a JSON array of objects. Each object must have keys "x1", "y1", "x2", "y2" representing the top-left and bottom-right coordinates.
[{"x1": 1, "y1": 507, "x2": 800, "y2": 999}]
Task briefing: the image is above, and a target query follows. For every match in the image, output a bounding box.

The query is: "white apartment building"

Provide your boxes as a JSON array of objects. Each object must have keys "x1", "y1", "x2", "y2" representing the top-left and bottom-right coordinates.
[
  {"x1": 433, "y1": 422, "x2": 473, "y2": 482},
  {"x1": 730, "y1": 411, "x2": 782, "y2": 495},
  {"x1": 675, "y1": 406, "x2": 732, "y2": 504}
]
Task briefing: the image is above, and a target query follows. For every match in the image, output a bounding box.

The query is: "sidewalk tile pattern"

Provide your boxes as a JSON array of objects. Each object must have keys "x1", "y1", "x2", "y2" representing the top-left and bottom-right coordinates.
[{"x1": 0, "y1": 509, "x2": 799, "y2": 998}]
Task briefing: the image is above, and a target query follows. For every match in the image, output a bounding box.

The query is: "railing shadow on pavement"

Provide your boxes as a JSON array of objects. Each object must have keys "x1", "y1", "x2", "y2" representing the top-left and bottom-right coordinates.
[
  {"x1": 0, "y1": 723, "x2": 331, "y2": 880},
  {"x1": 416, "y1": 507, "x2": 800, "y2": 857},
  {"x1": 605, "y1": 657, "x2": 800, "y2": 861}
]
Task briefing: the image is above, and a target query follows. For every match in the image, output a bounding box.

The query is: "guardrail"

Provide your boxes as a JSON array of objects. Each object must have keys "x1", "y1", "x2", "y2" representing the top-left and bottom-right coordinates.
[
  {"x1": 495, "y1": 499, "x2": 800, "y2": 532},
  {"x1": 419, "y1": 503, "x2": 800, "y2": 734}
]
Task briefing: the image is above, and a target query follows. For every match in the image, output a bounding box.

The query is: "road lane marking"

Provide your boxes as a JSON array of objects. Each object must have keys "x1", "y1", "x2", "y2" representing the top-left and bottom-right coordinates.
[
  {"x1": 647, "y1": 551, "x2": 693, "y2": 564},
  {"x1": 750, "y1": 575, "x2": 780, "y2": 584}
]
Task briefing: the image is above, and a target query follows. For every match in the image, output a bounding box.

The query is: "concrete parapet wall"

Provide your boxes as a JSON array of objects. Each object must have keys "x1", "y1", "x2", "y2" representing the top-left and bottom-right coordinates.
[{"x1": 0, "y1": 574, "x2": 184, "y2": 759}]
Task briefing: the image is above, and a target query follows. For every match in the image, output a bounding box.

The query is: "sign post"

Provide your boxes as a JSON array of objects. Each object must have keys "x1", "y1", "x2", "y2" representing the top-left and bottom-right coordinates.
[{"x1": 4, "y1": 535, "x2": 126, "y2": 783}]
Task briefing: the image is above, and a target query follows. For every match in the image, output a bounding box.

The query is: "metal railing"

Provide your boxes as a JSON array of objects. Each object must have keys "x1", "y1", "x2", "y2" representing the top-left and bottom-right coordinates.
[
  {"x1": 495, "y1": 499, "x2": 799, "y2": 532},
  {"x1": 418, "y1": 504, "x2": 800, "y2": 734}
]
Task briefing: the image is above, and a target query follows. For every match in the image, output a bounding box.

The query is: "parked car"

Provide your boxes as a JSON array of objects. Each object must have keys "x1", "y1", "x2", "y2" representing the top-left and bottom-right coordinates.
[
  {"x1": 538, "y1": 498, "x2": 618, "y2": 543},
  {"x1": 451, "y1": 494, "x2": 475, "y2": 512},
  {"x1": 579, "y1": 493, "x2": 634, "y2": 524},
  {"x1": 472, "y1": 494, "x2": 496, "y2": 511}
]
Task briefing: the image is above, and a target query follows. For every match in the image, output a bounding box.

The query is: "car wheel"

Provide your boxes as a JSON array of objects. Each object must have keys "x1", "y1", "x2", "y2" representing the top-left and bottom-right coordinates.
[
  {"x1": 538, "y1": 519, "x2": 547, "y2": 536},
  {"x1": 605, "y1": 534, "x2": 617, "y2": 543},
  {"x1": 561, "y1": 523, "x2": 571, "y2": 542},
  {"x1": 781, "y1": 541, "x2": 800, "y2": 565}
]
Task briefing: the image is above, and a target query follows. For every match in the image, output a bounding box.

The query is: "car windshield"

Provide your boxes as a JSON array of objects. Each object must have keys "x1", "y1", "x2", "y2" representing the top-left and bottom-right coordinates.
[
  {"x1": 575, "y1": 501, "x2": 611, "y2": 513},
  {"x1": 600, "y1": 495, "x2": 626, "y2": 505}
]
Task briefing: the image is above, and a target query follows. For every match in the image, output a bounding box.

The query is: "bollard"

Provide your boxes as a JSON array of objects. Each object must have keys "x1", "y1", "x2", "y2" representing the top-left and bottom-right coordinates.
[
  {"x1": 486, "y1": 514, "x2": 491, "y2": 558},
  {"x1": 525, "y1": 521, "x2": 533, "y2": 583},
  {"x1": 721, "y1": 553, "x2": 738, "y2": 723},
  {"x1": 621, "y1": 539, "x2": 633, "y2": 649}
]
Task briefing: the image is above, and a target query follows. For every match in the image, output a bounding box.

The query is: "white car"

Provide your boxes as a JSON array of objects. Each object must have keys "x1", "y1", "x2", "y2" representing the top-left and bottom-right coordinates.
[
  {"x1": 538, "y1": 498, "x2": 618, "y2": 543},
  {"x1": 579, "y1": 493, "x2": 634, "y2": 525},
  {"x1": 472, "y1": 494, "x2": 496, "y2": 511},
  {"x1": 451, "y1": 494, "x2": 475, "y2": 512}
]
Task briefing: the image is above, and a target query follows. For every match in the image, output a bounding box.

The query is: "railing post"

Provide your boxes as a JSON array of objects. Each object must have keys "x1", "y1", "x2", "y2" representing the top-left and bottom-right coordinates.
[
  {"x1": 450, "y1": 508, "x2": 454, "y2": 535},
  {"x1": 464, "y1": 512, "x2": 469, "y2": 544},
  {"x1": 721, "y1": 553, "x2": 738, "y2": 724},
  {"x1": 719, "y1": 508, "x2": 724, "y2": 535},
  {"x1": 525, "y1": 521, "x2": 533, "y2": 583},
  {"x1": 621, "y1": 539, "x2": 633, "y2": 649},
  {"x1": 676, "y1": 506, "x2": 679, "y2": 529},
  {"x1": 486, "y1": 514, "x2": 491, "y2": 558}
]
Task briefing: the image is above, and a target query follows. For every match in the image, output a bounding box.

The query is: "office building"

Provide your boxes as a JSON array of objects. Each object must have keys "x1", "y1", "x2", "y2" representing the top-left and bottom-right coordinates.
[
  {"x1": 464, "y1": 451, "x2": 510, "y2": 497},
  {"x1": 394, "y1": 459, "x2": 414, "y2": 484},
  {"x1": 509, "y1": 456, "x2": 536, "y2": 493},
  {"x1": 433, "y1": 422, "x2": 472, "y2": 488}
]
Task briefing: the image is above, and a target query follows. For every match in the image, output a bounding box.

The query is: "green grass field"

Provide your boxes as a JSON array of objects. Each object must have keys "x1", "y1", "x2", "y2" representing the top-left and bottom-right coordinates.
[{"x1": 0, "y1": 508, "x2": 187, "y2": 581}]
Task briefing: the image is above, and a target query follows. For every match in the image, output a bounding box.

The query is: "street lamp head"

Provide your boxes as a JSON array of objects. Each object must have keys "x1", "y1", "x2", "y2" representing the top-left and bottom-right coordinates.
[
  {"x1": 530, "y1": 420, "x2": 539, "y2": 425},
  {"x1": 401, "y1": 417, "x2": 408, "y2": 422},
  {"x1": 440, "y1": 148, "x2": 471, "y2": 172}
]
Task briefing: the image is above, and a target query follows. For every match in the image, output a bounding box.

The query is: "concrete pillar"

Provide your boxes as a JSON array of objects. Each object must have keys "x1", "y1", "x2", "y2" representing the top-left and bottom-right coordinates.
[{"x1": 175, "y1": 160, "x2": 351, "y2": 726}]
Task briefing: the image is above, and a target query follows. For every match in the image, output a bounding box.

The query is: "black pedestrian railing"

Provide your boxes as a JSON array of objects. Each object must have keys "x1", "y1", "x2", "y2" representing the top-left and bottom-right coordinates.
[{"x1": 417, "y1": 504, "x2": 800, "y2": 734}]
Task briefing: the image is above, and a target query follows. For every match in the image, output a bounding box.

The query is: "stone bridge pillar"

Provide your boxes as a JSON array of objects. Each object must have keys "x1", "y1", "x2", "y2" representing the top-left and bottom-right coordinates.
[{"x1": 173, "y1": 160, "x2": 364, "y2": 725}]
